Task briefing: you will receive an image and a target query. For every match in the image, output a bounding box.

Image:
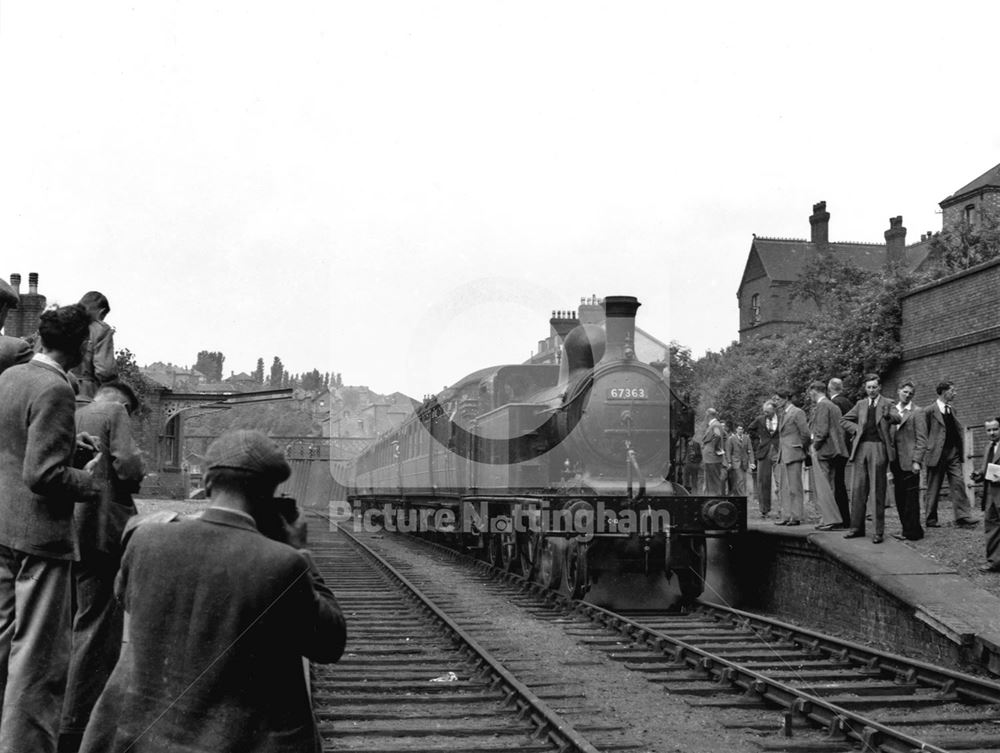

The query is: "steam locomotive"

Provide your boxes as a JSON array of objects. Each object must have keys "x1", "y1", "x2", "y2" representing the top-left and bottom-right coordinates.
[{"x1": 348, "y1": 296, "x2": 746, "y2": 601}]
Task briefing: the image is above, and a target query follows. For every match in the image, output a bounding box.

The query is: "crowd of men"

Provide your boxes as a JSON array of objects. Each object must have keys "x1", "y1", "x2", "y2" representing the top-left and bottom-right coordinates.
[
  {"x1": 683, "y1": 373, "x2": 1000, "y2": 571},
  {"x1": 0, "y1": 279, "x2": 345, "y2": 753}
]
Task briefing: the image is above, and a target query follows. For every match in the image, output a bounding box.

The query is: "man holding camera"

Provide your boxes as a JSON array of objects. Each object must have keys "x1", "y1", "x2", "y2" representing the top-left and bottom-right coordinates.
[{"x1": 80, "y1": 430, "x2": 346, "y2": 753}]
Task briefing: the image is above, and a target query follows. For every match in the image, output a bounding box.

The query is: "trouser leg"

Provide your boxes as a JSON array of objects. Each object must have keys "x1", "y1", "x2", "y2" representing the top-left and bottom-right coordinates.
[
  {"x1": 0, "y1": 553, "x2": 71, "y2": 753},
  {"x1": 850, "y1": 448, "x2": 874, "y2": 533},
  {"x1": 785, "y1": 461, "x2": 804, "y2": 521},
  {"x1": 925, "y1": 463, "x2": 945, "y2": 524},
  {"x1": 757, "y1": 457, "x2": 772, "y2": 515},
  {"x1": 986, "y1": 496, "x2": 1000, "y2": 568},
  {"x1": 832, "y1": 456, "x2": 850, "y2": 524},
  {"x1": 872, "y1": 447, "x2": 888, "y2": 537},
  {"x1": 61, "y1": 555, "x2": 122, "y2": 737},
  {"x1": 945, "y1": 453, "x2": 973, "y2": 521}
]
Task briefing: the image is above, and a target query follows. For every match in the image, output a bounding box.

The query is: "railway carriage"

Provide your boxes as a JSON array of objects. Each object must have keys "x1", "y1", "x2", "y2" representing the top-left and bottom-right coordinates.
[{"x1": 349, "y1": 296, "x2": 746, "y2": 601}]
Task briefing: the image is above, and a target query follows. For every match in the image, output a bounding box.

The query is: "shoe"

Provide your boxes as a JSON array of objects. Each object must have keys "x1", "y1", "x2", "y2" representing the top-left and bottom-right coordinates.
[
  {"x1": 978, "y1": 564, "x2": 1000, "y2": 573},
  {"x1": 815, "y1": 523, "x2": 836, "y2": 531},
  {"x1": 775, "y1": 520, "x2": 789, "y2": 526},
  {"x1": 785, "y1": 520, "x2": 801, "y2": 526},
  {"x1": 926, "y1": 520, "x2": 940, "y2": 528},
  {"x1": 843, "y1": 530, "x2": 864, "y2": 539},
  {"x1": 828, "y1": 525, "x2": 850, "y2": 531},
  {"x1": 872, "y1": 535, "x2": 884, "y2": 544},
  {"x1": 956, "y1": 518, "x2": 979, "y2": 528}
]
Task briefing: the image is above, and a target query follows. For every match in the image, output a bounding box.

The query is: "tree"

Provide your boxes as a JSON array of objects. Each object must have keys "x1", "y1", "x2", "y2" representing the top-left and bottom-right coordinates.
[
  {"x1": 301, "y1": 368, "x2": 323, "y2": 391},
  {"x1": 195, "y1": 350, "x2": 224, "y2": 383},
  {"x1": 924, "y1": 208, "x2": 1000, "y2": 276},
  {"x1": 667, "y1": 341, "x2": 697, "y2": 407},
  {"x1": 114, "y1": 348, "x2": 159, "y2": 417},
  {"x1": 269, "y1": 357, "x2": 284, "y2": 387},
  {"x1": 253, "y1": 358, "x2": 264, "y2": 385}
]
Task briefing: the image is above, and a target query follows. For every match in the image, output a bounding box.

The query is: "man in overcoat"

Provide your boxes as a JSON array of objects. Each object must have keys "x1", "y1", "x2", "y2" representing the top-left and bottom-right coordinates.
[
  {"x1": 807, "y1": 381, "x2": 848, "y2": 529},
  {"x1": 700, "y1": 408, "x2": 726, "y2": 495},
  {"x1": 772, "y1": 389, "x2": 810, "y2": 526},
  {"x1": 841, "y1": 373, "x2": 900, "y2": 543},
  {"x1": 725, "y1": 424, "x2": 751, "y2": 497},
  {"x1": 80, "y1": 430, "x2": 346, "y2": 753}
]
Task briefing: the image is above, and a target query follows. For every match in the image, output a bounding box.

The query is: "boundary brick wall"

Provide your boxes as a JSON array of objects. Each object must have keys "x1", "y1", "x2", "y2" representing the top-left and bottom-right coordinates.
[{"x1": 887, "y1": 258, "x2": 1000, "y2": 459}]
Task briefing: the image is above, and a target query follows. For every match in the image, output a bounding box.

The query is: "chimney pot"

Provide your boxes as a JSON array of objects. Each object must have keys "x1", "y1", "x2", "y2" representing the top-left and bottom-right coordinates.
[
  {"x1": 28, "y1": 273, "x2": 38, "y2": 294},
  {"x1": 885, "y1": 216, "x2": 906, "y2": 267},
  {"x1": 809, "y1": 201, "x2": 830, "y2": 247},
  {"x1": 9, "y1": 274, "x2": 20, "y2": 294}
]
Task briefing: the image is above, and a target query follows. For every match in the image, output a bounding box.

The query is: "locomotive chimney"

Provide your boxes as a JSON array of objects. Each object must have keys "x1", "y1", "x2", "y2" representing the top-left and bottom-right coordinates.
[{"x1": 602, "y1": 296, "x2": 640, "y2": 362}]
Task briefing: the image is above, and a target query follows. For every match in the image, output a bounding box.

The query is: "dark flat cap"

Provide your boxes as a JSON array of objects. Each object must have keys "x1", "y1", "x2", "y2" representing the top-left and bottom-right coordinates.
[
  {"x1": 205, "y1": 430, "x2": 291, "y2": 483},
  {"x1": 0, "y1": 279, "x2": 18, "y2": 306}
]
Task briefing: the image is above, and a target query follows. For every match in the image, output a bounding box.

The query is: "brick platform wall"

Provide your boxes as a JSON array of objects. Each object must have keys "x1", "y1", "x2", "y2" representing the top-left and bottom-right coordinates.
[{"x1": 731, "y1": 533, "x2": 971, "y2": 670}]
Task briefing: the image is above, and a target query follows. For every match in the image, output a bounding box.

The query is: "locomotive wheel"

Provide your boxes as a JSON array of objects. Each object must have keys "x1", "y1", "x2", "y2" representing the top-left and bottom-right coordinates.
[
  {"x1": 536, "y1": 536, "x2": 565, "y2": 591},
  {"x1": 560, "y1": 539, "x2": 589, "y2": 599},
  {"x1": 518, "y1": 532, "x2": 537, "y2": 577},
  {"x1": 486, "y1": 534, "x2": 502, "y2": 567},
  {"x1": 498, "y1": 532, "x2": 518, "y2": 572},
  {"x1": 674, "y1": 538, "x2": 707, "y2": 604}
]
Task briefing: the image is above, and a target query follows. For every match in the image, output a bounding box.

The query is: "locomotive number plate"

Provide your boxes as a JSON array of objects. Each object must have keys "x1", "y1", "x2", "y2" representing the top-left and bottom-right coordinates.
[{"x1": 607, "y1": 387, "x2": 648, "y2": 400}]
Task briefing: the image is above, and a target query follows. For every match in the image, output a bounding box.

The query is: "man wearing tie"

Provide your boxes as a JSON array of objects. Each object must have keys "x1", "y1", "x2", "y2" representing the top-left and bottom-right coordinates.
[
  {"x1": 841, "y1": 373, "x2": 900, "y2": 543},
  {"x1": 725, "y1": 424, "x2": 751, "y2": 497},
  {"x1": 915, "y1": 381, "x2": 978, "y2": 529},
  {"x1": 972, "y1": 418, "x2": 1000, "y2": 572},
  {"x1": 807, "y1": 381, "x2": 848, "y2": 530},
  {"x1": 890, "y1": 381, "x2": 926, "y2": 541},
  {"x1": 747, "y1": 401, "x2": 779, "y2": 518}
]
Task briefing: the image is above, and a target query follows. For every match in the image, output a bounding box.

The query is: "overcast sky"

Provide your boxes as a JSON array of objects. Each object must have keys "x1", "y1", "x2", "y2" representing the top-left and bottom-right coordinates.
[{"x1": 2, "y1": 2, "x2": 998, "y2": 398}]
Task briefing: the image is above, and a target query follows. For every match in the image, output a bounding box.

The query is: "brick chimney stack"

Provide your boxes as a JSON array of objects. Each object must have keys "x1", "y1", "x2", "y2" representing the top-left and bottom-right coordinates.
[
  {"x1": 7, "y1": 272, "x2": 45, "y2": 338},
  {"x1": 810, "y1": 201, "x2": 830, "y2": 248},
  {"x1": 885, "y1": 216, "x2": 906, "y2": 268}
]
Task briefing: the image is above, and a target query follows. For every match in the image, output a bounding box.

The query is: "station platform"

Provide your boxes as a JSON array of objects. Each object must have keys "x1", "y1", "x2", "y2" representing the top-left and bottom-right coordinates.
[{"x1": 724, "y1": 520, "x2": 1000, "y2": 676}]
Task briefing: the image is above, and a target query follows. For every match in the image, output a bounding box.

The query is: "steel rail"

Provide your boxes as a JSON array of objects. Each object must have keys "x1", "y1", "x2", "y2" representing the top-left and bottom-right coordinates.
[
  {"x1": 331, "y1": 522, "x2": 604, "y2": 753},
  {"x1": 377, "y1": 528, "x2": 1000, "y2": 753}
]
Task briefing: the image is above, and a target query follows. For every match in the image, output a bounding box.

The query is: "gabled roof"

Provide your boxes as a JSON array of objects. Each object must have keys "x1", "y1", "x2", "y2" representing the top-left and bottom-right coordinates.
[
  {"x1": 941, "y1": 162, "x2": 1000, "y2": 207},
  {"x1": 743, "y1": 238, "x2": 886, "y2": 285}
]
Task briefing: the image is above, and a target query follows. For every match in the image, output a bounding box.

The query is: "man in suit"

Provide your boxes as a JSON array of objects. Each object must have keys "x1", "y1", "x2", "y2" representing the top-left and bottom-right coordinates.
[
  {"x1": 700, "y1": 408, "x2": 726, "y2": 495},
  {"x1": 841, "y1": 373, "x2": 900, "y2": 543},
  {"x1": 71, "y1": 291, "x2": 118, "y2": 400},
  {"x1": 772, "y1": 389, "x2": 810, "y2": 526},
  {"x1": 725, "y1": 424, "x2": 751, "y2": 496},
  {"x1": 0, "y1": 305, "x2": 100, "y2": 753},
  {"x1": 889, "y1": 381, "x2": 926, "y2": 541},
  {"x1": 80, "y1": 430, "x2": 346, "y2": 753},
  {"x1": 0, "y1": 279, "x2": 31, "y2": 375},
  {"x1": 747, "y1": 401, "x2": 779, "y2": 518},
  {"x1": 915, "y1": 381, "x2": 978, "y2": 529},
  {"x1": 972, "y1": 418, "x2": 1000, "y2": 572},
  {"x1": 828, "y1": 378, "x2": 854, "y2": 526},
  {"x1": 59, "y1": 382, "x2": 145, "y2": 753},
  {"x1": 807, "y1": 381, "x2": 848, "y2": 530}
]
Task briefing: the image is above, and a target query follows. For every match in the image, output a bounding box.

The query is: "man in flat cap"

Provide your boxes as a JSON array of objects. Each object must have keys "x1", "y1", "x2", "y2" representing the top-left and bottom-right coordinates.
[
  {"x1": 59, "y1": 382, "x2": 145, "y2": 752},
  {"x1": 0, "y1": 279, "x2": 31, "y2": 375},
  {"x1": 80, "y1": 430, "x2": 346, "y2": 753}
]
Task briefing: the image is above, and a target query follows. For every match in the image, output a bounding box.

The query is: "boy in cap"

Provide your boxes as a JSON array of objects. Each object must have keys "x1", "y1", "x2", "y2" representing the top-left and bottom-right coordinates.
[{"x1": 79, "y1": 430, "x2": 346, "y2": 753}]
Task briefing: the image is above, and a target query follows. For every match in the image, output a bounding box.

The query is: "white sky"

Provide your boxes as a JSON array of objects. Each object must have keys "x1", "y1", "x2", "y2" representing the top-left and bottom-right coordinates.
[{"x1": 2, "y1": 2, "x2": 998, "y2": 398}]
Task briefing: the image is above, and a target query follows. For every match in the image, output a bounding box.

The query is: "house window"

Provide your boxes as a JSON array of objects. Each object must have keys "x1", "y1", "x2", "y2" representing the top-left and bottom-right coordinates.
[
  {"x1": 965, "y1": 204, "x2": 977, "y2": 225},
  {"x1": 750, "y1": 293, "x2": 760, "y2": 325}
]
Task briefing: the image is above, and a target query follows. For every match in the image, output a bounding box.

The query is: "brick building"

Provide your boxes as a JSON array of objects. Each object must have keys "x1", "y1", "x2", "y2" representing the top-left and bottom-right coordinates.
[
  {"x1": 940, "y1": 162, "x2": 1000, "y2": 229},
  {"x1": 737, "y1": 203, "x2": 933, "y2": 341}
]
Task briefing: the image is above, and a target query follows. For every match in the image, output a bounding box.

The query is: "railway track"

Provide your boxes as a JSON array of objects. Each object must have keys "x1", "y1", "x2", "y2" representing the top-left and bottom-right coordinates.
[
  {"x1": 306, "y1": 518, "x2": 644, "y2": 752},
  {"x1": 336, "y1": 520, "x2": 1000, "y2": 753}
]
